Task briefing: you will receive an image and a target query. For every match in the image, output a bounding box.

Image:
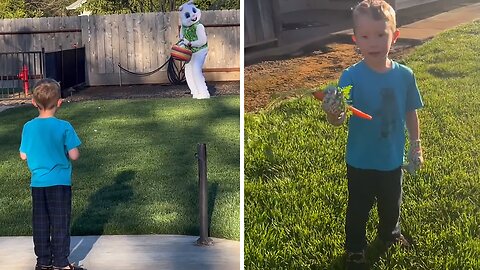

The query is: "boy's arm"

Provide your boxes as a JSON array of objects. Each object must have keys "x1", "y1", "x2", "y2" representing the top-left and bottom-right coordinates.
[
  {"x1": 405, "y1": 110, "x2": 423, "y2": 171},
  {"x1": 406, "y1": 110, "x2": 420, "y2": 141},
  {"x1": 68, "y1": 148, "x2": 80, "y2": 161},
  {"x1": 65, "y1": 123, "x2": 81, "y2": 161},
  {"x1": 19, "y1": 125, "x2": 27, "y2": 160}
]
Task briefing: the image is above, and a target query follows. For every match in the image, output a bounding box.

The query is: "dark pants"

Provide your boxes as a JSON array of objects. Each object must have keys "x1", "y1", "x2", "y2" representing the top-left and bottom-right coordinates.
[
  {"x1": 31, "y1": 185, "x2": 72, "y2": 267},
  {"x1": 345, "y1": 165, "x2": 402, "y2": 253}
]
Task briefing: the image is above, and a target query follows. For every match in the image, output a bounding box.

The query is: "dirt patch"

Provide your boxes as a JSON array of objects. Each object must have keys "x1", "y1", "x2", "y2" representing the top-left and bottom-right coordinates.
[
  {"x1": 0, "y1": 81, "x2": 239, "y2": 111},
  {"x1": 244, "y1": 42, "x2": 415, "y2": 113},
  {"x1": 65, "y1": 81, "x2": 240, "y2": 102},
  {"x1": 0, "y1": 98, "x2": 30, "y2": 108}
]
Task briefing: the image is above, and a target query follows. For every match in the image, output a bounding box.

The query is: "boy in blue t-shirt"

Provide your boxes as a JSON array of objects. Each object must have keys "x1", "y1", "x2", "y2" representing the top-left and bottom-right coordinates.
[
  {"x1": 321, "y1": 1, "x2": 424, "y2": 269},
  {"x1": 19, "y1": 79, "x2": 84, "y2": 270}
]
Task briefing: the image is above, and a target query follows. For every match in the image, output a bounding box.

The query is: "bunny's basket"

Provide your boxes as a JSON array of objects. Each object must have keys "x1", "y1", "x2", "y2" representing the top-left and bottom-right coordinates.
[{"x1": 171, "y1": 44, "x2": 192, "y2": 62}]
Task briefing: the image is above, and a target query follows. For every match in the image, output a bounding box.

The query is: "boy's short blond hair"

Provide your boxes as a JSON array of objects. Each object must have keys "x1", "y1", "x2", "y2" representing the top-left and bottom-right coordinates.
[
  {"x1": 352, "y1": 0, "x2": 397, "y2": 32},
  {"x1": 33, "y1": 78, "x2": 61, "y2": 110}
]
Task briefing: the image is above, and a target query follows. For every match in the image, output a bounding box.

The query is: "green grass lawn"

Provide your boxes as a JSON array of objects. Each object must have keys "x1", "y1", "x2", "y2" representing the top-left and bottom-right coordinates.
[
  {"x1": 0, "y1": 96, "x2": 240, "y2": 240},
  {"x1": 245, "y1": 22, "x2": 480, "y2": 269}
]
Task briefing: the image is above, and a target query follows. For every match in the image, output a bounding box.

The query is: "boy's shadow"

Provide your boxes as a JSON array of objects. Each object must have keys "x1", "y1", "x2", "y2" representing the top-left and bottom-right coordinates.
[
  {"x1": 69, "y1": 170, "x2": 135, "y2": 265},
  {"x1": 329, "y1": 253, "x2": 347, "y2": 270},
  {"x1": 328, "y1": 241, "x2": 388, "y2": 270},
  {"x1": 328, "y1": 233, "x2": 414, "y2": 269}
]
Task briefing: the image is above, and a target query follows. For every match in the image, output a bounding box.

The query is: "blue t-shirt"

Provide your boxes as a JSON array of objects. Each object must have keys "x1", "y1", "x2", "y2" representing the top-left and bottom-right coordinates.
[
  {"x1": 19, "y1": 117, "x2": 81, "y2": 187},
  {"x1": 339, "y1": 60, "x2": 423, "y2": 171}
]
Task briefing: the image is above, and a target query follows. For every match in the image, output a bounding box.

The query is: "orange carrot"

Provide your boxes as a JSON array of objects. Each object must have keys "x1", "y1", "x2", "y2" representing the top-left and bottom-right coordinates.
[
  {"x1": 312, "y1": 89, "x2": 372, "y2": 120},
  {"x1": 348, "y1": 106, "x2": 372, "y2": 120}
]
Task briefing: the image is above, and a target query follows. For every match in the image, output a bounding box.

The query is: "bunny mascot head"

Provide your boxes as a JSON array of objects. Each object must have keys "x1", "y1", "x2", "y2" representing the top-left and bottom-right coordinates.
[
  {"x1": 180, "y1": 0, "x2": 202, "y2": 27},
  {"x1": 179, "y1": 0, "x2": 210, "y2": 99}
]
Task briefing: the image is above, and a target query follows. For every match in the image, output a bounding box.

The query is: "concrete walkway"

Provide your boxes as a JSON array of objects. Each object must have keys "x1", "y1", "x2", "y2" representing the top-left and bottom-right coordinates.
[
  {"x1": 245, "y1": 1, "x2": 480, "y2": 64},
  {"x1": 0, "y1": 235, "x2": 240, "y2": 270},
  {"x1": 398, "y1": 2, "x2": 480, "y2": 41}
]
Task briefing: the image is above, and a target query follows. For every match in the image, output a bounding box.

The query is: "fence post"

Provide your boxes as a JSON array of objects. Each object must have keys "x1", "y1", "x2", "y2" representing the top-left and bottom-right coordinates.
[
  {"x1": 196, "y1": 143, "x2": 213, "y2": 246},
  {"x1": 41, "y1": 48, "x2": 45, "y2": 79}
]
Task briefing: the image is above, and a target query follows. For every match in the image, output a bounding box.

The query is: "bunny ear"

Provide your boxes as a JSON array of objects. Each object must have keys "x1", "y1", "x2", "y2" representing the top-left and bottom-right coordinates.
[{"x1": 179, "y1": 0, "x2": 193, "y2": 10}]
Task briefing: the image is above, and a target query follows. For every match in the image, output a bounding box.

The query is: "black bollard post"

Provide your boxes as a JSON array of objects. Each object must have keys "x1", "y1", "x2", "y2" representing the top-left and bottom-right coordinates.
[{"x1": 196, "y1": 143, "x2": 213, "y2": 246}]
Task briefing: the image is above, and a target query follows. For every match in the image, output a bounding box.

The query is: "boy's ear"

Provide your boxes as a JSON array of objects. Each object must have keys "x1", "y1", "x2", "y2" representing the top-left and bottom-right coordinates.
[
  {"x1": 57, "y1": 99, "x2": 63, "y2": 107},
  {"x1": 351, "y1": 35, "x2": 357, "y2": 43},
  {"x1": 392, "y1": 30, "x2": 400, "y2": 44},
  {"x1": 31, "y1": 99, "x2": 38, "y2": 108}
]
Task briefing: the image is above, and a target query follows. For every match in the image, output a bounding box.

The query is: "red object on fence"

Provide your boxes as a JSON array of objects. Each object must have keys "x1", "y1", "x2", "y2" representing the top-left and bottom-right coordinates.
[{"x1": 18, "y1": 65, "x2": 29, "y2": 95}]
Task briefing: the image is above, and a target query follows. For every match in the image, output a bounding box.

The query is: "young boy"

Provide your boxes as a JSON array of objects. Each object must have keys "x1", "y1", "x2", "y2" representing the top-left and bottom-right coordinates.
[
  {"x1": 19, "y1": 78, "x2": 84, "y2": 270},
  {"x1": 321, "y1": 1, "x2": 424, "y2": 269}
]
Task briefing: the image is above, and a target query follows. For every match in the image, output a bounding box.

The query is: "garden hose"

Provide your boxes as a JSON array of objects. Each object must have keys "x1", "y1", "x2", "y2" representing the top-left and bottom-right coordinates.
[
  {"x1": 167, "y1": 57, "x2": 187, "y2": 85},
  {"x1": 117, "y1": 57, "x2": 187, "y2": 85}
]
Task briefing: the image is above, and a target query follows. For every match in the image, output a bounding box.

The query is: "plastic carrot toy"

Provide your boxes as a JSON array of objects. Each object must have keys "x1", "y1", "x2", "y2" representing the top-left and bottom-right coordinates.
[
  {"x1": 312, "y1": 85, "x2": 372, "y2": 120},
  {"x1": 347, "y1": 105, "x2": 372, "y2": 120}
]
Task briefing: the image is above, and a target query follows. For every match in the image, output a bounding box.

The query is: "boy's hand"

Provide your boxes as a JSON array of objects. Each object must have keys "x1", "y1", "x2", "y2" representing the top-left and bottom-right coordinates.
[
  {"x1": 321, "y1": 86, "x2": 345, "y2": 117},
  {"x1": 405, "y1": 139, "x2": 423, "y2": 173},
  {"x1": 411, "y1": 139, "x2": 424, "y2": 167}
]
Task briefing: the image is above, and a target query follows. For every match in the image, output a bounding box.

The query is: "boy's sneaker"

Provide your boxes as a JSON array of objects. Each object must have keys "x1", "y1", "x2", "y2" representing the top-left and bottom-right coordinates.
[
  {"x1": 53, "y1": 263, "x2": 86, "y2": 270},
  {"x1": 345, "y1": 251, "x2": 367, "y2": 270},
  {"x1": 35, "y1": 265, "x2": 53, "y2": 270},
  {"x1": 384, "y1": 234, "x2": 411, "y2": 249}
]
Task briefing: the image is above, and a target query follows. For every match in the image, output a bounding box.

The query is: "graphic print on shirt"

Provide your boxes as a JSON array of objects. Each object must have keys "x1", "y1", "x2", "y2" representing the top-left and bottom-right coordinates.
[{"x1": 376, "y1": 88, "x2": 399, "y2": 139}]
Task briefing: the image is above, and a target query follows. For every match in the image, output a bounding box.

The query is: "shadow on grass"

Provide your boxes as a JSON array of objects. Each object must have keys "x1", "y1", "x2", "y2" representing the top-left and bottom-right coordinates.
[
  {"x1": 365, "y1": 237, "x2": 389, "y2": 269},
  {"x1": 146, "y1": 98, "x2": 238, "y2": 237},
  {"x1": 329, "y1": 253, "x2": 346, "y2": 270},
  {"x1": 69, "y1": 170, "x2": 135, "y2": 264},
  {"x1": 328, "y1": 243, "x2": 387, "y2": 270},
  {"x1": 61, "y1": 97, "x2": 239, "y2": 238},
  {"x1": 71, "y1": 170, "x2": 135, "y2": 235},
  {"x1": 208, "y1": 182, "x2": 218, "y2": 236},
  {"x1": 329, "y1": 233, "x2": 414, "y2": 269}
]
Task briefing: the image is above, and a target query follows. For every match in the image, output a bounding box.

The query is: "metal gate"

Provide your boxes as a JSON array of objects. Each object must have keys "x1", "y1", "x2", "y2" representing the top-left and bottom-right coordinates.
[
  {"x1": 0, "y1": 50, "x2": 45, "y2": 99},
  {"x1": 0, "y1": 46, "x2": 86, "y2": 100},
  {"x1": 45, "y1": 46, "x2": 86, "y2": 98}
]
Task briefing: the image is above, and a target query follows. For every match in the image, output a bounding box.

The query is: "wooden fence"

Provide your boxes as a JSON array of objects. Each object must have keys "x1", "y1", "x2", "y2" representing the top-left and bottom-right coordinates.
[
  {"x1": 0, "y1": 10, "x2": 240, "y2": 86},
  {"x1": 245, "y1": 0, "x2": 440, "y2": 51},
  {"x1": 244, "y1": 0, "x2": 281, "y2": 50}
]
